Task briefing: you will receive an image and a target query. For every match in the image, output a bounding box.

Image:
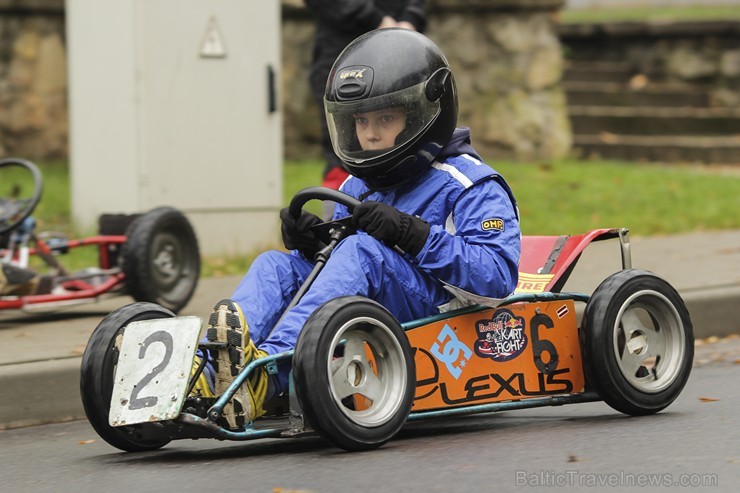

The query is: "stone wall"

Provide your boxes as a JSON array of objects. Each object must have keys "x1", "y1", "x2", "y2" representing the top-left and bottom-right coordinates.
[
  {"x1": 0, "y1": 0, "x2": 66, "y2": 158},
  {"x1": 1, "y1": 0, "x2": 571, "y2": 162}
]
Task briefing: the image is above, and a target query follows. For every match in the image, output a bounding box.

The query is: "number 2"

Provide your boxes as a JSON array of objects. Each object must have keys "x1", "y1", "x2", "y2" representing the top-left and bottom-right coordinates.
[{"x1": 128, "y1": 330, "x2": 174, "y2": 410}]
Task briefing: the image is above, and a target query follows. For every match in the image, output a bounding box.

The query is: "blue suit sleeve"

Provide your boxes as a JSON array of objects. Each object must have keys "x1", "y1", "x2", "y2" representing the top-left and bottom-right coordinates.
[
  {"x1": 414, "y1": 179, "x2": 521, "y2": 299},
  {"x1": 332, "y1": 178, "x2": 358, "y2": 220}
]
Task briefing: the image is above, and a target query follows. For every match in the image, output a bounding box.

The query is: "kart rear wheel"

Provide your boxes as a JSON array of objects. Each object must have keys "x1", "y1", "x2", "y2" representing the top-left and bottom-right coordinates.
[
  {"x1": 80, "y1": 302, "x2": 174, "y2": 452},
  {"x1": 582, "y1": 269, "x2": 694, "y2": 416},
  {"x1": 122, "y1": 207, "x2": 200, "y2": 313},
  {"x1": 293, "y1": 296, "x2": 415, "y2": 451}
]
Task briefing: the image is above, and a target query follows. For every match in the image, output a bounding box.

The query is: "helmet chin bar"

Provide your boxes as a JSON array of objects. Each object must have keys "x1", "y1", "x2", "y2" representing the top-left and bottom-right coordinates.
[
  {"x1": 363, "y1": 155, "x2": 419, "y2": 191},
  {"x1": 347, "y1": 130, "x2": 449, "y2": 192}
]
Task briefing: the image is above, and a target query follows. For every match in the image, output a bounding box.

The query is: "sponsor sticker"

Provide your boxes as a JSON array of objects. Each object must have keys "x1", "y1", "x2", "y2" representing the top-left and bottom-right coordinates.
[
  {"x1": 556, "y1": 304, "x2": 569, "y2": 319},
  {"x1": 430, "y1": 324, "x2": 472, "y2": 380},
  {"x1": 515, "y1": 272, "x2": 555, "y2": 293},
  {"x1": 474, "y1": 309, "x2": 528, "y2": 362},
  {"x1": 481, "y1": 218, "x2": 504, "y2": 232}
]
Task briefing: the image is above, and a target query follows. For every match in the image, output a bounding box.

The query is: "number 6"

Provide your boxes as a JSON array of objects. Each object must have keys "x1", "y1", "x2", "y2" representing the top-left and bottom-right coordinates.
[{"x1": 530, "y1": 313, "x2": 559, "y2": 374}]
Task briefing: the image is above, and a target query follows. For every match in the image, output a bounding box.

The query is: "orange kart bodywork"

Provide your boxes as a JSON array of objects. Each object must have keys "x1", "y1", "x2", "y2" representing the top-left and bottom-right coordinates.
[
  {"x1": 408, "y1": 301, "x2": 584, "y2": 411},
  {"x1": 403, "y1": 228, "x2": 627, "y2": 413}
]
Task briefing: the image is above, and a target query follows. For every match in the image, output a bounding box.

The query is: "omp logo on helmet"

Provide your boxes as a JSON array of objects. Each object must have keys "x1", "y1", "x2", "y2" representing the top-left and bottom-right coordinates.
[
  {"x1": 339, "y1": 68, "x2": 367, "y2": 79},
  {"x1": 481, "y1": 218, "x2": 504, "y2": 232},
  {"x1": 474, "y1": 308, "x2": 527, "y2": 362}
]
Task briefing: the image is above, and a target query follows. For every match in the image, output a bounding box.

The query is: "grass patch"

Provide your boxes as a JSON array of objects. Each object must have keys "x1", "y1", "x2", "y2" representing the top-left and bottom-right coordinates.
[
  {"x1": 283, "y1": 158, "x2": 325, "y2": 216},
  {"x1": 492, "y1": 160, "x2": 740, "y2": 237},
  {"x1": 283, "y1": 158, "x2": 740, "y2": 237},
  {"x1": 9, "y1": 158, "x2": 740, "y2": 276},
  {"x1": 560, "y1": 5, "x2": 740, "y2": 24}
]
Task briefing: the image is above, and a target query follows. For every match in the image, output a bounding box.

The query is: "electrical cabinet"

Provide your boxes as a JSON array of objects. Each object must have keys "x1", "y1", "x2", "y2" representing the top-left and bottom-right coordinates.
[{"x1": 67, "y1": 0, "x2": 282, "y2": 255}]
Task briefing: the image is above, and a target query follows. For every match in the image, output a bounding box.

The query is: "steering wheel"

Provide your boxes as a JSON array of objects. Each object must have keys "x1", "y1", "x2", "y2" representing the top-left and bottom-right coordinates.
[
  {"x1": 288, "y1": 186, "x2": 361, "y2": 218},
  {"x1": 0, "y1": 158, "x2": 43, "y2": 235},
  {"x1": 288, "y1": 186, "x2": 361, "y2": 243}
]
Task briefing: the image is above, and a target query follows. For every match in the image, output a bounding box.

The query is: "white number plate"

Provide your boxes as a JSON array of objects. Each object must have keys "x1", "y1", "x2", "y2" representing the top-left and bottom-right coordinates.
[{"x1": 109, "y1": 316, "x2": 203, "y2": 427}]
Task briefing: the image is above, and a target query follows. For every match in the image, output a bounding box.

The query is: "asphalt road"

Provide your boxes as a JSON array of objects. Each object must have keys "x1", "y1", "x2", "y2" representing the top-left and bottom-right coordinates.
[{"x1": 1, "y1": 344, "x2": 737, "y2": 493}]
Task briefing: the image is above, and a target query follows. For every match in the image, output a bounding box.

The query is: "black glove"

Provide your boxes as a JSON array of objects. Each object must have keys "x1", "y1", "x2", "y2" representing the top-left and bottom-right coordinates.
[
  {"x1": 351, "y1": 201, "x2": 430, "y2": 256},
  {"x1": 280, "y1": 208, "x2": 324, "y2": 259}
]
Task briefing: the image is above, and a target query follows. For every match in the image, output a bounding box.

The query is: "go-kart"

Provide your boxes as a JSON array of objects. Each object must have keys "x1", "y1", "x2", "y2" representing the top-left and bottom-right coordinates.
[
  {"x1": 0, "y1": 158, "x2": 200, "y2": 313},
  {"x1": 80, "y1": 187, "x2": 694, "y2": 452}
]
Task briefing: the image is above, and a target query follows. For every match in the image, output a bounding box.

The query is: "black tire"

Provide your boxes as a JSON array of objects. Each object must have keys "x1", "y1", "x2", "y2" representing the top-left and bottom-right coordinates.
[
  {"x1": 121, "y1": 207, "x2": 200, "y2": 313},
  {"x1": 80, "y1": 302, "x2": 175, "y2": 452},
  {"x1": 293, "y1": 296, "x2": 415, "y2": 451},
  {"x1": 581, "y1": 269, "x2": 694, "y2": 416}
]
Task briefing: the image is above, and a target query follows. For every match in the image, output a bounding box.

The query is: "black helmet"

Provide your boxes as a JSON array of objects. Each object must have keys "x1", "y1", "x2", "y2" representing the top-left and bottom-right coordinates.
[{"x1": 324, "y1": 29, "x2": 458, "y2": 191}]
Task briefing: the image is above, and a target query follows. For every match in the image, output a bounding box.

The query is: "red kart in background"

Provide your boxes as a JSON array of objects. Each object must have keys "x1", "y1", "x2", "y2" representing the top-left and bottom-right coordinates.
[{"x1": 0, "y1": 157, "x2": 200, "y2": 314}]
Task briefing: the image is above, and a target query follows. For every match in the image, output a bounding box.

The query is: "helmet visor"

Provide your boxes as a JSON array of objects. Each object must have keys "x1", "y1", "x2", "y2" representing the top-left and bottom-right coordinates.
[{"x1": 325, "y1": 81, "x2": 441, "y2": 164}]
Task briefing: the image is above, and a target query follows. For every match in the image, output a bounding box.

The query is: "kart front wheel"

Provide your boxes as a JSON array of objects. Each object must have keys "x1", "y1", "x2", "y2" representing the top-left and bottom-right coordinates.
[
  {"x1": 80, "y1": 302, "x2": 174, "y2": 452},
  {"x1": 122, "y1": 207, "x2": 200, "y2": 313},
  {"x1": 582, "y1": 269, "x2": 694, "y2": 416},
  {"x1": 293, "y1": 297, "x2": 415, "y2": 451}
]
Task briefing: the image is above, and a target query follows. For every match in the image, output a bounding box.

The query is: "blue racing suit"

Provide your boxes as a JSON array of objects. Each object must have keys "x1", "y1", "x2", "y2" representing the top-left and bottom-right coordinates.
[{"x1": 231, "y1": 128, "x2": 521, "y2": 395}]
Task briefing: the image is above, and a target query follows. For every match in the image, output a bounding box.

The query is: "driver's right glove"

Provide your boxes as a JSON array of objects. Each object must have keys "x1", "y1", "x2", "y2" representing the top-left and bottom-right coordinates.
[{"x1": 280, "y1": 208, "x2": 324, "y2": 260}]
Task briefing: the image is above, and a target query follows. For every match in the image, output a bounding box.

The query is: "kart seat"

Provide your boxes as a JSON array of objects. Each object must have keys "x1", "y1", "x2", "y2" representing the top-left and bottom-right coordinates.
[{"x1": 516, "y1": 228, "x2": 624, "y2": 294}]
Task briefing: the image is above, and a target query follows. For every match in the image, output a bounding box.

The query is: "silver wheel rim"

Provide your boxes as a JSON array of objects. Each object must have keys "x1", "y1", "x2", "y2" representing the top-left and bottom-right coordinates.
[
  {"x1": 148, "y1": 230, "x2": 197, "y2": 304},
  {"x1": 612, "y1": 289, "x2": 685, "y2": 393},
  {"x1": 327, "y1": 316, "x2": 407, "y2": 427},
  {"x1": 151, "y1": 232, "x2": 184, "y2": 288}
]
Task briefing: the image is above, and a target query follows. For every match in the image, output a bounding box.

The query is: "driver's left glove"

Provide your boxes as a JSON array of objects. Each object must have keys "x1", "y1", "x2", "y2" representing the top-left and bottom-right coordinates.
[{"x1": 351, "y1": 201, "x2": 430, "y2": 256}]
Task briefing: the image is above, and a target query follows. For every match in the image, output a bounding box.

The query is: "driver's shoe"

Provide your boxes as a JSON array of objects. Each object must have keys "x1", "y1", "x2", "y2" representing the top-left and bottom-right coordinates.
[
  {"x1": 207, "y1": 299, "x2": 268, "y2": 429},
  {"x1": 0, "y1": 263, "x2": 38, "y2": 296}
]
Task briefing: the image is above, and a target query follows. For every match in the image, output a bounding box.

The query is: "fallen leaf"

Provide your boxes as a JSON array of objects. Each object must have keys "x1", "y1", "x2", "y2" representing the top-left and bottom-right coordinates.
[
  {"x1": 568, "y1": 454, "x2": 586, "y2": 463},
  {"x1": 598, "y1": 132, "x2": 618, "y2": 144},
  {"x1": 79, "y1": 439, "x2": 95, "y2": 445},
  {"x1": 706, "y1": 336, "x2": 720, "y2": 344},
  {"x1": 629, "y1": 74, "x2": 649, "y2": 90},
  {"x1": 699, "y1": 397, "x2": 719, "y2": 403},
  {"x1": 70, "y1": 344, "x2": 86, "y2": 356},
  {"x1": 734, "y1": 359, "x2": 740, "y2": 365},
  {"x1": 728, "y1": 458, "x2": 740, "y2": 464}
]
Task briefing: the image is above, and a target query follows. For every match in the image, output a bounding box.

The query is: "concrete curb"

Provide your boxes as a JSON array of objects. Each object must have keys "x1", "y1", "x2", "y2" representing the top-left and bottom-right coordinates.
[
  {"x1": 683, "y1": 286, "x2": 740, "y2": 339},
  {"x1": 0, "y1": 358, "x2": 84, "y2": 430}
]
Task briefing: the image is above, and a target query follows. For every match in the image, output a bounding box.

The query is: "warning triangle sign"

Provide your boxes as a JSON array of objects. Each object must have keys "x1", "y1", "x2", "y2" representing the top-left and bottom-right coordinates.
[{"x1": 200, "y1": 17, "x2": 227, "y2": 58}]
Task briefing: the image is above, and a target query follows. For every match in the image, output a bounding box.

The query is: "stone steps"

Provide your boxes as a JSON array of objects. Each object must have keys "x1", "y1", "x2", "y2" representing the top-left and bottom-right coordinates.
[
  {"x1": 563, "y1": 61, "x2": 666, "y2": 84},
  {"x1": 564, "y1": 81, "x2": 712, "y2": 107},
  {"x1": 563, "y1": 64, "x2": 740, "y2": 163},
  {"x1": 569, "y1": 106, "x2": 740, "y2": 136},
  {"x1": 573, "y1": 134, "x2": 740, "y2": 163}
]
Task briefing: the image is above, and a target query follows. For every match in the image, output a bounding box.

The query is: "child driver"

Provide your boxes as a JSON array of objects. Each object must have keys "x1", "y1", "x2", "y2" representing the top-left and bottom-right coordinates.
[{"x1": 190, "y1": 29, "x2": 521, "y2": 431}]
